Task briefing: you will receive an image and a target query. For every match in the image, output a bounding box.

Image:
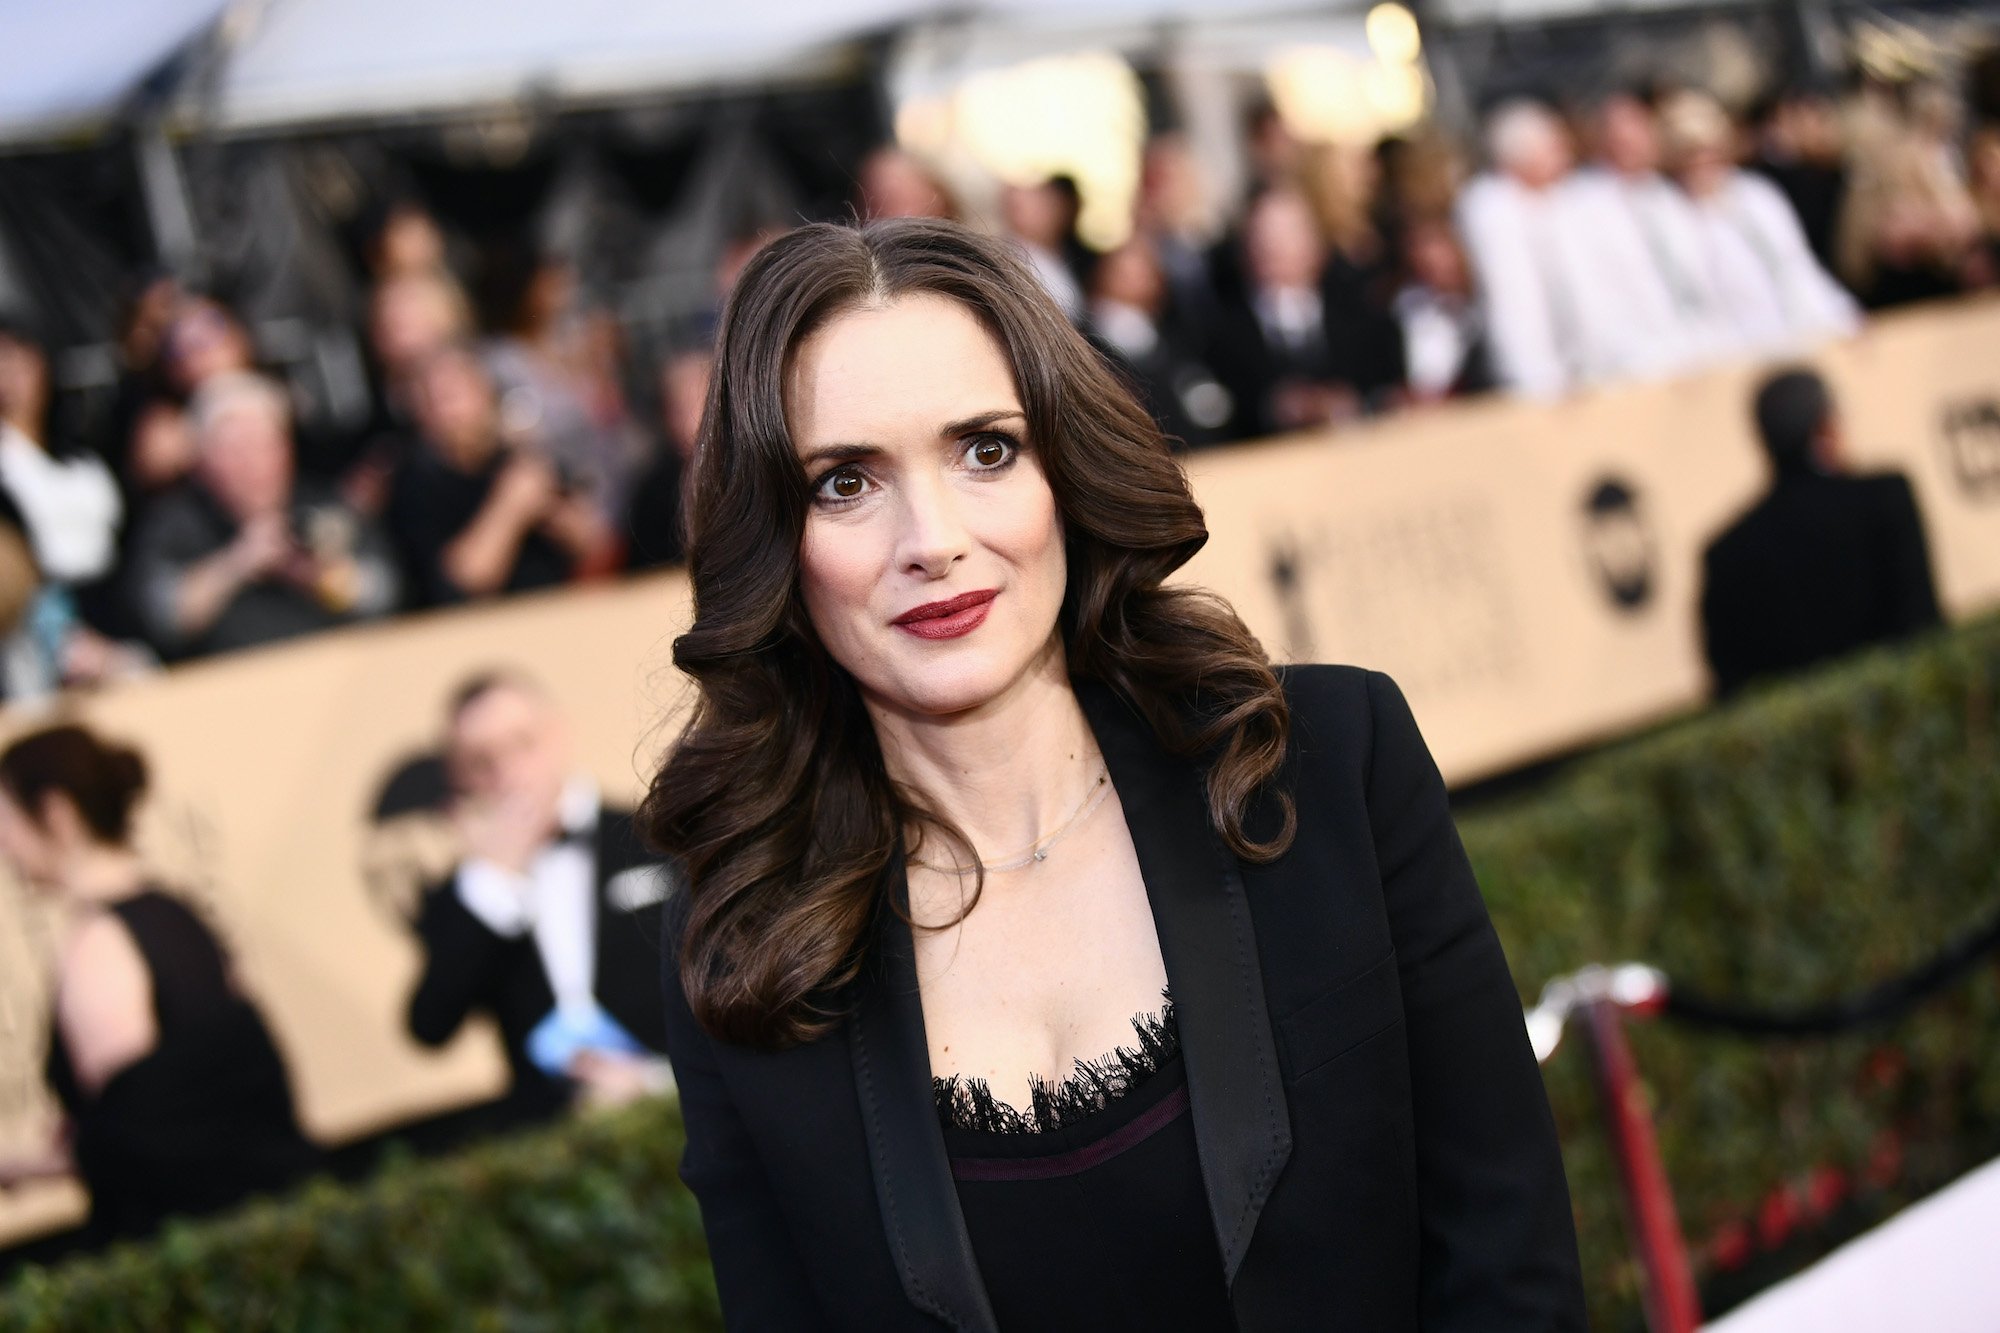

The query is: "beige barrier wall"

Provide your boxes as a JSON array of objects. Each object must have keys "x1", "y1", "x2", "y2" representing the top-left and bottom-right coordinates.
[
  {"x1": 1185, "y1": 298, "x2": 2000, "y2": 780},
  {"x1": 3, "y1": 299, "x2": 1998, "y2": 1247},
  {"x1": 0, "y1": 575, "x2": 696, "y2": 1245}
]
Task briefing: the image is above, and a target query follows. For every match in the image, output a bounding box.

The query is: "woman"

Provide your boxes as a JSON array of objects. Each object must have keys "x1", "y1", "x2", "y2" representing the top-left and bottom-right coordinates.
[
  {"x1": 644, "y1": 218, "x2": 1584, "y2": 1330},
  {"x1": 0, "y1": 725, "x2": 314, "y2": 1243}
]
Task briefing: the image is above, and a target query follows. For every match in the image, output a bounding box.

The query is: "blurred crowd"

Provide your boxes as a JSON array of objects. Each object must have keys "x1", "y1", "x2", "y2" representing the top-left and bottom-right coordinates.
[{"x1": 1, "y1": 73, "x2": 1996, "y2": 699}]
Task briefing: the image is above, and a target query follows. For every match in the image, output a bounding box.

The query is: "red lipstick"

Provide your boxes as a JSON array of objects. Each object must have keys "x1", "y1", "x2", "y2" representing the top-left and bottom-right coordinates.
[{"x1": 892, "y1": 589, "x2": 998, "y2": 640}]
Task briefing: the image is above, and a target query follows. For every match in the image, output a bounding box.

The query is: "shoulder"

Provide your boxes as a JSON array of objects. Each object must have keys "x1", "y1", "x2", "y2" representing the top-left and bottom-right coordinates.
[
  {"x1": 62, "y1": 907, "x2": 147, "y2": 976},
  {"x1": 57, "y1": 910, "x2": 152, "y2": 1027},
  {"x1": 1274, "y1": 664, "x2": 1421, "y2": 780}
]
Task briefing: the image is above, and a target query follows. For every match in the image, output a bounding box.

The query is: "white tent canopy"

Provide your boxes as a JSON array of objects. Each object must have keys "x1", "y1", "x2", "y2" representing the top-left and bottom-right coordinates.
[
  {"x1": 187, "y1": 0, "x2": 1341, "y2": 136},
  {"x1": 0, "y1": 0, "x2": 1345, "y2": 145},
  {"x1": 0, "y1": 0, "x2": 229, "y2": 144}
]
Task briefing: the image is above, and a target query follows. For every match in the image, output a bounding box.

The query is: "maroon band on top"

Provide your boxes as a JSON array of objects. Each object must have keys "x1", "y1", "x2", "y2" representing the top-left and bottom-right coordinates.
[{"x1": 947, "y1": 1083, "x2": 1192, "y2": 1183}]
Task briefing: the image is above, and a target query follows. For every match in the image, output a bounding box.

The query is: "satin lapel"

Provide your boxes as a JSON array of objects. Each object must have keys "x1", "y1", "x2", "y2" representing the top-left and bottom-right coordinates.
[
  {"x1": 1078, "y1": 680, "x2": 1294, "y2": 1287},
  {"x1": 849, "y1": 859, "x2": 999, "y2": 1332}
]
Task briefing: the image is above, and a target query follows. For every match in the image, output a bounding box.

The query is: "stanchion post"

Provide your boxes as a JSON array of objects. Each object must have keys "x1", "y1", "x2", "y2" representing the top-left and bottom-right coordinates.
[{"x1": 1581, "y1": 995, "x2": 1702, "y2": 1333}]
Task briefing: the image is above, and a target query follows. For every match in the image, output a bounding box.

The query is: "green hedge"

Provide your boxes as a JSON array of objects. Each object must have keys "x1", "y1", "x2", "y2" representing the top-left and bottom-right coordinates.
[
  {"x1": 1463, "y1": 616, "x2": 2000, "y2": 1324},
  {"x1": 0, "y1": 1102, "x2": 716, "y2": 1333},
  {"x1": 5, "y1": 618, "x2": 1997, "y2": 1329}
]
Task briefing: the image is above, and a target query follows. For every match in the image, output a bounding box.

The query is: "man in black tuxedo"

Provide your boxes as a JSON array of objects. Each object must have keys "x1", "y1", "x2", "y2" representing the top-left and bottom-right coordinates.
[
  {"x1": 1206, "y1": 187, "x2": 1402, "y2": 441},
  {"x1": 1700, "y1": 369, "x2": 1942, "y2": 698},
  {"x1": 406, "y1": 671, "x2": 676, "y2": 1122}
]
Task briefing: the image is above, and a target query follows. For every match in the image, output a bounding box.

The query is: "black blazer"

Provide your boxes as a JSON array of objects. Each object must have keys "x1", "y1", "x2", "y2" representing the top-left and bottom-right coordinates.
[
  {"x1": 660, "y1": 667, "x2": 1585, "y2": 1330},
  {"x1": 1700, "y1": 468, "x2": 1942, "y2": 698},
  {"x1": 409, "y1": 806, "x2": 675, "y2": 1109}
]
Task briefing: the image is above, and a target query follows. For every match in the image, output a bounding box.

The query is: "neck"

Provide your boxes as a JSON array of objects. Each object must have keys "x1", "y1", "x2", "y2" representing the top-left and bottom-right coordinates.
[
  {"x1": 62, "y1": 846, "x2": 147, "y2": 905},
  {"x1": 866, "y1": 636, "x2": 1101, "y2": 868},
  {"x1": 2, "y1": 408, "x2": 40, "y2": 443}
]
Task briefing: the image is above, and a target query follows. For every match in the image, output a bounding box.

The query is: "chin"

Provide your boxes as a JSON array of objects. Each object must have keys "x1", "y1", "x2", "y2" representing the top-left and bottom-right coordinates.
[{"x1": 874, "y1": 653, "x2": 1025, "y2": 718}]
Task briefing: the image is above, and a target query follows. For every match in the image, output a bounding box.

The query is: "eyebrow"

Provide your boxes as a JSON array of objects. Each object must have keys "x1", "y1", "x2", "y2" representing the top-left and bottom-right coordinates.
[{"x1": 797, "y1": 408, "x2": 1026, "y2": 470}]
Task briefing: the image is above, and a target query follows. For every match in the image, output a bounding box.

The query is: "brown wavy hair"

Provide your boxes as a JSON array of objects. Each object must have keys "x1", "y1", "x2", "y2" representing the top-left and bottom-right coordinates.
[{"x1": 641, "y1": 218, "x2": 1293, "y2": 1049}]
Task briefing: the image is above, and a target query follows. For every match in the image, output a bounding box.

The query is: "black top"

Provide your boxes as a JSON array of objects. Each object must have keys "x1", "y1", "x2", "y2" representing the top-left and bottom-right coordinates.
[
  {"x1": 45, "y1": 890, "x2": 316, "y2": 1244},
  {"x1": 932, "y1": 992, "x2": 1234, "y2": 1330},
  {"x1": 660, "y1": 667, "x2": 1585, "y2": 1331},
  {"x1": 1700, "y1": 468, "x2": 1941, "y2": 698},
  {"x1": 387, "y1": 445, "x2": 573, "y2": 607}
]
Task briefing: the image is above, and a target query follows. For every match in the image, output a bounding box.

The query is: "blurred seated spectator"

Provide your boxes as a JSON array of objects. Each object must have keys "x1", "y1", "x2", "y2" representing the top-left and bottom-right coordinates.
[
  {"x1": 1700, "y1": 368, "x2": 1941, "y2": 698},
  {"x1": 1302, "y1": 140, "x2": 1398, "y2": 321},
  {"x1": 0, "y1": 724, "x2": 316, "y2": 1245},
  {"x1": 346, "y1": 268, "x2": 476, "y2": 518},
  {"x1": 1568, "y1": 92, "x2": 1742, "y2": 377},
  {"x1": 1085, "y1": 234, "x2": 1232, "y2": 448},
  {"x1": 366, "y1": 269, "x2": 473, "y2": 441},
  {"x1": 1968, "y1": 125, "x2": 2000, "y2": 286},
  {"x1": 0, "y1": 314, "x2": 155, "y2": 695},
  {"x1": 407, "y1": 673, "x2": 676, "y2": 1124},
  {"x1": 1835, "y1": 82, "x2": 1981, "y2": 308},
  {"x1": 125, "y1": 373, "x2": 400, "y2": 659},
  {"x1": 1659, "y1": 91, "x2": 1860, "y2": 350},
  {"x1": 1000, "y1": 177, "x2": 1094, "y2": 322},
  {"x1": 856, "y1": 145, "x2": 959, "y2": 221},
  {"x1": 94, "y1": 272, "x2": 181, "y2": 516},
  {"x1": 625, "y1": 344, "x2": 712, "y2": 569},
  {"x1": 125, "y1": 294, "x2": 259, "y2": 501},
  {"x1": 478, "y1": 243, "x2": 646, "y2": 522},
  {"x1": 390, "y1": 344, "x2": 617, "y2": 605},
  {"x1": 1748, "y1": 86, "x2": 1850, "y2": 274},
  {"x1": 1392, "y1": 218, "x2": 1495, "y2": 403},
  {"x1": 367, "y1": 199, "x2": 464, "y2": 283},
  {"x1": 1135, "y1": 133, "x2": 1225, "y2": 332},
  {"x1": 1461, "y1": 96, "x2": 1721, "y2": 397},
  {"x1": 1456, "y1": 99, "x2": 1595, "y2": 398},
  {"x1": 0, "y1": 313, "x2": 122, "y2": 595},
  {"x1": 1210, "y1": 186, "x2": 1388, "y2": 437}
]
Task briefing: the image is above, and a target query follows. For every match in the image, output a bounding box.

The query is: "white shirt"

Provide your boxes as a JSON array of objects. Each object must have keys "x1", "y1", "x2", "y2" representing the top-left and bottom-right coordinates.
[
  {"x1": 1394, "y1": 285, "x2": 1479, "y2": 397},
  {"x1": 453, "y1": 776, "x2": 602, "y2": 1021},
  {"x1": 1090, "y1": 298, "x2": 1160, "y2": 360},
  {"x1": 1686, "y1": 171, "x2": 1861, "y2": 354},
  {"x1": 1565, "y1": 167, "x2": 1744, "y2": 378},
  {"x1": 0, "y1": 423, "x2": 122, "y2": 582},
  {"x1": 1456, "y1": 173, "x2": 1591, "y2": 398}
]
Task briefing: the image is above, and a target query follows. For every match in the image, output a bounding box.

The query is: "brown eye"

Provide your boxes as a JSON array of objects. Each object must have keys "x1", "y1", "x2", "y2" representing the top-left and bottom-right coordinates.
[
  {"x1": 968, "y1": 436, "x2": 1012, "y2": 468},
  {"x1": 816, "y1": 466, "x2": 869, "y2": 502}
]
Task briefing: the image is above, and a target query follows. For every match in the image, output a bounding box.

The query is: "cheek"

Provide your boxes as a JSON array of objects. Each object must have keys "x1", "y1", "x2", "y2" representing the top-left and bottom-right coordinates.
[
  {"x1": 798, "y1": 518, "x2": 888, "y2": 648},
  {"x1": 987, "y1": 474, "x2": 1066, "y2": 597}
]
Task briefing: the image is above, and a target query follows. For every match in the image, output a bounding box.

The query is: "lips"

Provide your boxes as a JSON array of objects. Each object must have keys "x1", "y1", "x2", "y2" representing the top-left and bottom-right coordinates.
[{"x1": 893, "y1": 589, "x2": 998, "y2": 640}]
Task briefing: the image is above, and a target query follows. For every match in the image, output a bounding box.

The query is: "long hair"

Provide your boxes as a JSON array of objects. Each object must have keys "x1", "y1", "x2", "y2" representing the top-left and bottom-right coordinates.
[{"x1": 641, "y1": 218, "x2": 1294, "y2": 1048}]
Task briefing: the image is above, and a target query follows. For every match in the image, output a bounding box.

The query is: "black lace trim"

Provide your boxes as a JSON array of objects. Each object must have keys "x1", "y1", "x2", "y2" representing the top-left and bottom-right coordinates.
[{"x1": 932, "y1": 989, "x2": 1179, "y2": 1135}]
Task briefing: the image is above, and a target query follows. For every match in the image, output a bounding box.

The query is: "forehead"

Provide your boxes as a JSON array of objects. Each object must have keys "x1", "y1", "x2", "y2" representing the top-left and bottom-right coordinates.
[
  {"x1": 786, "y1": 294, "x2": 1019, "y2": 451},
  {"x1": 452, "y1": 685, "x2": 547, "y2": 746}
]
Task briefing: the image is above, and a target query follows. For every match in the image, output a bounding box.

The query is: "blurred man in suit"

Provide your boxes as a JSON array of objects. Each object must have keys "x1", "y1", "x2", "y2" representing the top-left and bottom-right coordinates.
[
  {"x1": 407, "y1": 671, "x2": 676, "y2": 1123},
  {"x1": 1701, "y1": 369, "x2": 1941, "y2": 697}
]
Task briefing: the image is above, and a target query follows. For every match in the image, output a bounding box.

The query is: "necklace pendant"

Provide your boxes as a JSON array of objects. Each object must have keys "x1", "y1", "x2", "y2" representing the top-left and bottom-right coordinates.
[{"x1": 1033, "y1": 848, "x2": 1047, "y2": 862}]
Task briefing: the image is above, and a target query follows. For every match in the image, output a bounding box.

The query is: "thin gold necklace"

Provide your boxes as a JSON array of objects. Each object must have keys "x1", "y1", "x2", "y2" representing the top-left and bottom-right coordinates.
[{"x1": 908, "y1": 763, "x2": 1112, "y2": 875}]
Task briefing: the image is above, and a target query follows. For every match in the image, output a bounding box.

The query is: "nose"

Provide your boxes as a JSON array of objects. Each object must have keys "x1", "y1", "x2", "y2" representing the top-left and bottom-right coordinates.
[{"x1": 895, "y1": 470, "x2": 971, "y2": 580}]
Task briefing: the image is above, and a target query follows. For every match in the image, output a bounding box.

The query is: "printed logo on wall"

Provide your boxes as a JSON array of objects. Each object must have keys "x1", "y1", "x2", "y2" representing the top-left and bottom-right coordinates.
[
  {"x1": 1939, "y1": 400, "x2": 2000, "y2": 500},
  {"x1": 1580, "y1": 476, "x2": 1656, "y2": 613}
]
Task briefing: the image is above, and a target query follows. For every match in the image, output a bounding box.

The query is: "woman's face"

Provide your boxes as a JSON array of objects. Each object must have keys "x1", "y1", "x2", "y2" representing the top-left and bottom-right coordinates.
[{"x1": 788, "y1": 293, "x2": 1067, "y2": 721}]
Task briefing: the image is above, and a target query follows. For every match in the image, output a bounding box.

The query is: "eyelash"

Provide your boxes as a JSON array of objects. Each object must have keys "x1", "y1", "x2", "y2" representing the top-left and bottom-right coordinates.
[{"x1": 810, "y1": 432, "x2": 1023, "y2": 507}]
